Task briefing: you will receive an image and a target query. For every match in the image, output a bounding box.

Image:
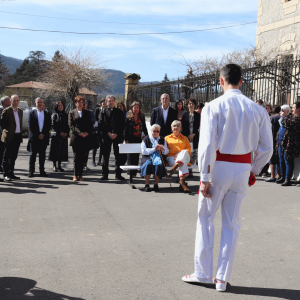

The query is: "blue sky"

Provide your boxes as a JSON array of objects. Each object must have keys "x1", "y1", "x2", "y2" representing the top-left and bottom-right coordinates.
[{"x1": 0, "y1": 0, "x2": 258, "y2": 82}]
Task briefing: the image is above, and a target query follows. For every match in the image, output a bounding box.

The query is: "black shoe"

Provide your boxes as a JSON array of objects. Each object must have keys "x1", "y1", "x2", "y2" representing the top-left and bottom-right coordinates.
[
  {"x1": 115, "y1": 175, "x2": 126, "y2": 180},
  {"x1": 145, "y1": 184, "x2": 151, "y2": 192},
  {"x1": 281, "y1": 180, "x2": 292, "y2": 186},
  {"x1": 53, "y1": 166, "x2": 58, "y2": 172},
  {"x1": 40, "y1": 172, "x2": 48, "y2": 177},
  {"x1": 3, "y1": 176, "x2": 11, "y2": 182},
  {"x1": 265, "y1": 177, "x2": 276, "y2": 182},
  {"x1": 276, "y1": 177, "x2": 285, "y2": 184},
  {"x1": 97, "y1": 161, "x2": 102, "y2": 166},
  {"x1": 10, "y1": 175, "x2": 20, "y2": 180},
  {"x1": 100, "y1": 175, "x2": 108, "y2": 180},
  {"x1": 92, "y1": 161, "x2": 97, "y2": 167},
  {"x1": 153, "y1": 184, "x2": 160, "y2": 192},
  {"x1": 28, "y1": 172, "x2": 34, "y2": 178},
  {"x1": 58, "y1": 167, "x2": 65, "y2": 172}
]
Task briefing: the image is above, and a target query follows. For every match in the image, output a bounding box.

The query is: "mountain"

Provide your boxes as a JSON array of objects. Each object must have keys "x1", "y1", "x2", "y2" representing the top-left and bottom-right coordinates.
[
  {"x1": 0, "y1": 54, "x2": 23, "y2": 74},
  {"x1": 0, "y1": 54, "x2": 158, "y2": 96}
]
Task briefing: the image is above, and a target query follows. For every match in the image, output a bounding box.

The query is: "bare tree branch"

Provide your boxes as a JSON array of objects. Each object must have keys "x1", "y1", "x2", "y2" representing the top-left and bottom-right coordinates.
[{"x1": 39, "y1": 46, "x2": 110, "y2": 101}]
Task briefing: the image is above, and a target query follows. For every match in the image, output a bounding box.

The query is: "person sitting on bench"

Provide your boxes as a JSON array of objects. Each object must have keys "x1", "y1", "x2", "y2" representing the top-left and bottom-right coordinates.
[
  {"x1": 165, "y1": 120, "x2": 191, "y2": 193},
  {"x1": 140, "y1": 124, "x2": 169, "y2": 192}
]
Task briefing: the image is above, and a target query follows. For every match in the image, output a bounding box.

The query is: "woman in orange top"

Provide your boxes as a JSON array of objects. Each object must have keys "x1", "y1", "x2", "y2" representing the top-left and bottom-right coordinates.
[{"x1": 165, "y1": 120, "x2": 191, "y2": 193}]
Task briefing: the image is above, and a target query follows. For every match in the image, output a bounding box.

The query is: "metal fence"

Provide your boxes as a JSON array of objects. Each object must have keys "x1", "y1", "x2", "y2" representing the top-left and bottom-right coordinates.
[{"x1": 132, "y1": 58, "x2": 300, "y2": 114}]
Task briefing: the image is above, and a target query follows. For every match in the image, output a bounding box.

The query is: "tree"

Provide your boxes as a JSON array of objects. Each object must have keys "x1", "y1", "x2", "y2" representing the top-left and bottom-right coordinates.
[
  {"x1": 0, "y1": 55, "x2": 9, "y2": 93},
  {"x1": 39, "y1": 47, "x2": 109, "y2": 102},
  {"x1": 10, "y1": 50, "x2": 47, "y2": 84},
  {"x1": 172, "y1": 45, "x2": 287, "y2": 76}
]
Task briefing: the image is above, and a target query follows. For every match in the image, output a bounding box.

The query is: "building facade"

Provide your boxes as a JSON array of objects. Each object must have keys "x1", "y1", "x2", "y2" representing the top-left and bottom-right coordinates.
[{"x1": 256, "y1": 0, "x2": 300, "y2": 58}]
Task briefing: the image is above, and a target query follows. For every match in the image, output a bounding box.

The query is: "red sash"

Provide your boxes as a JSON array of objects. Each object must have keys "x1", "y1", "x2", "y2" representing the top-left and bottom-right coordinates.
[{"x1": 216, "y1": 150, "x2": 251, "y2": 164}]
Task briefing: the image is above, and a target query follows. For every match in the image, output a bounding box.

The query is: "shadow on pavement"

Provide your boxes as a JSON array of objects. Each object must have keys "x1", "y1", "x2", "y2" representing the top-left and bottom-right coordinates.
[
  {"x1": 0, "y1": 277, "x2": 85, "y2": 299},
  {"x1": 227, "y1": 284, "x2": 300, "y2": 299}
]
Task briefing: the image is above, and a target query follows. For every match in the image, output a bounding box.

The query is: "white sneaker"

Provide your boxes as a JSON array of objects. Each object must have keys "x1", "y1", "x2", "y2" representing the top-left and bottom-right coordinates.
[
  {"x1": 214, "y1": 278, "x2": 227, "y2": 292},
  {"x1": 182, "y1": 274, "x2": 212, "y2": 284}
]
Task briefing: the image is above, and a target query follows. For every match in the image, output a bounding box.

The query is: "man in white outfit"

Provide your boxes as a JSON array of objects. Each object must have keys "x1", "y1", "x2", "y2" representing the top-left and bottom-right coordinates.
[{"x1": 182, "y1": 64, "x2": 273, "y2": 292}]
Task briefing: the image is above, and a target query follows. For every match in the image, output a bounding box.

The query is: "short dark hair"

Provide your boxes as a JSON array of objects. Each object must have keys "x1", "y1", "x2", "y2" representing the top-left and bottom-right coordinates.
[
  {"x1": 100, "y1": 97, "x2": 106, "y2": 104},
  {"x1": 187, "y1": 98, "x2": 197, "y2": 106},
  {"x1": 294, "y1": 101, "x2": 300, "y2": 109},
  {"x1": 197, "y1": 102, "x2": 205, "y2": 109},
  {"x1": 274, "y1": 106, "x2": 281, "y2": 114},
  {"x1": 54, "y1": 101, "x2": 65, "y2": 113},
  {"x1": 220, "y1": 64, "x2": 242, "y2": 85},
  {"x1": 256, "y1": 99, "x2": 264, "y2": 105},
  {"x1": 175, "y1": 99, "x2": 184, "y2": 111}
]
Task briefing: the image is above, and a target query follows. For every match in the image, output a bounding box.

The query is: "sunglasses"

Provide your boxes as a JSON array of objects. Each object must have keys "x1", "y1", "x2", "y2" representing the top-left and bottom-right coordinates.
[{"x1": 152, "y1": 130, "x2": 160, "y2": 133}]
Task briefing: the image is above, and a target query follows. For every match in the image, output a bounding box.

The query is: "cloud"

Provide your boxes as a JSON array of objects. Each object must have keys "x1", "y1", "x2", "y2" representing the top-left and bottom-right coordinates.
[{"x1": 15, "y1": 0, "x2": 257, "y2": 16}]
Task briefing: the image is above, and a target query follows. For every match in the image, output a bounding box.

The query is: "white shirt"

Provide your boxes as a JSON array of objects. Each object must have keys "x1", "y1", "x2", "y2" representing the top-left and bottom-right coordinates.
[
  {"x1": 37, "y1": 109, "x2": 44, "y2": 132},
  {"x1": 198, "y1": 89, "x2": 273, "y2": 181},
  {"x1": 141, "y1": 139, "x2": 169, "y2": 156},
  {"x1": 13, "y1": 108, "x2": 21, "y2": 133},
  {"x1": 162, "y1": 105, "x2": 169, "y2": 124},
  {"x1": 78, "y1": 110, "x2": 83, "y2": 118}
]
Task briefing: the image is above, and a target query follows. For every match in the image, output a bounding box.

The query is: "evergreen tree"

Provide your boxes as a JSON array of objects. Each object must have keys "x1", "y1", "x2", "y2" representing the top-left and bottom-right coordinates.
[
  {"x1": 0, "y1": 55, "x2": 9, "y2": 93},
  {"x1": 161, "y1": 73, "x2": 171, "y2": 101}
]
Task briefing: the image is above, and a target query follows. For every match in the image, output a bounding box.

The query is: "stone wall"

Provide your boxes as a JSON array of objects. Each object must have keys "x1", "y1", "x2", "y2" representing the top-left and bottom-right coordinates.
[{"x1": 257, "y1": 0, "x2": 300, "y2": 58}]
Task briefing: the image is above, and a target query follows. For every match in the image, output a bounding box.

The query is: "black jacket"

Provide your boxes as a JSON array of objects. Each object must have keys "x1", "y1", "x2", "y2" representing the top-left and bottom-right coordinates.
[
  {"x1": 150, "y1": 106, "x2": 177, "y2": 137},
  {"x1": 52, "y1": 112, "x2": 69, "y2": 136},
  {"x1": 125, "y1": 116, "x2": 148, "y2": 143},
  {"x1": 28, "y1": 109, "x2": 52, "y2": 145},
  {"x1": 99, "y1": 107, "x2": 125, "y2": 140},
  {"x1": 181, "y1": 111, "x2": 200, "y2": 150},
  {"x1": 68, "y1": 109, "x2": 93, "y2": 148}
]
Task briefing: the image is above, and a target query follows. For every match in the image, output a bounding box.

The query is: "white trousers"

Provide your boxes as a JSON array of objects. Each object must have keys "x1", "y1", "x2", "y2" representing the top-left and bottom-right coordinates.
[
  {"x1": 166, "y1": 150, "x2": 190, "y2": 177},
  {"x1": 194, "y1": 161, "x2": 251, "y2": 282}
]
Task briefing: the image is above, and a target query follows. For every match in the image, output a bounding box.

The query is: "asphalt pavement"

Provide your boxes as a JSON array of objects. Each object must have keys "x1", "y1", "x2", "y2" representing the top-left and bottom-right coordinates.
[{"x1": 0, "y1": 139, "x2": 299, "y2": 300}]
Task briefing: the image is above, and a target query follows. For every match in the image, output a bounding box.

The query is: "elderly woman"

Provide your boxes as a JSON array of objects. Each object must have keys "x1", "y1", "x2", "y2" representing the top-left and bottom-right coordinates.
[
  {"x1": 276, "y1": 102, "x2": 300, "y2": 186},
  {"x1": 165, "y1": 120, "x2": 191, "y2": 193},
  {"x1": 140, "y1": 124, "x2": 169, "y2": 192}
]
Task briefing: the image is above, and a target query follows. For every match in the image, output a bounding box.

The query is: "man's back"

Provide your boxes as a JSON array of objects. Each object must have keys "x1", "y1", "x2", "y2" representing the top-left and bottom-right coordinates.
[{"x1": 199, "y1": 89, "x2": 273, "y2": 177}]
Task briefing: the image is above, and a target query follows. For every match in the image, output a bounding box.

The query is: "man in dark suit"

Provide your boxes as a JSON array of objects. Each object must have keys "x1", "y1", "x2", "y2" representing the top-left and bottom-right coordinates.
[
  {"x1": 99, "y1": 95, "x2": 125, "y2": 181},
  {"x1": 0, "y1": 95, "x2": 12, "y2": 174},
  {"x1": 28, "y1": 97, "x2": 51, "y2": 177},
  {"x1": 1, "y1": 95, "x2": 23, "y2": 181},
  {"x1": 150, "y1": 93, "x2": 178, "y2": 137}
]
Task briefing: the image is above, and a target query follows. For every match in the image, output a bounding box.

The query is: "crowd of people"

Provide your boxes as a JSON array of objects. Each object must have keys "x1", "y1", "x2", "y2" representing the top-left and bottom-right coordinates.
[
  {"x1": 255, "y1": 99, "x2": 300, "y2": 186},
  {"x1": 0, "y1": 89, "x2": 299, "y2": 189}
]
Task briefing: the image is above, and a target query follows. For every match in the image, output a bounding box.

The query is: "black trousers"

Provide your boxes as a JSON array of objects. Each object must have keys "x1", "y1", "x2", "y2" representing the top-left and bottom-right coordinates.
[
  {"x1": 72, "y1": 146, "x2": 88, "y2": 177},
  {"x1": 29, "y1": 140, "x2": 48, "y2": 173},
  {"x1": 0, "y1": 140, "x2": 5, "y2": 170},
  {"x1": 102, "y1": 137, "x2": 126, "y2": 177},
  {"x1": 3, "y1": 133, "x2": 22, "y2": 177}
]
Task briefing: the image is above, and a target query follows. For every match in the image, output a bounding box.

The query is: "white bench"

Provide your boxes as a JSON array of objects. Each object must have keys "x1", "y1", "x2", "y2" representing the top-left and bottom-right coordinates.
[{"x1": 119, "y1": 143, "x2": 198, "y2": 189}]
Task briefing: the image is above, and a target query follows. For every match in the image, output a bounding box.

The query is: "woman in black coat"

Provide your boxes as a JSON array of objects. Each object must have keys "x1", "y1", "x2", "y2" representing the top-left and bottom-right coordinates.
[
  {"x1": 49, "y1": 101, "x2": 69, "y2": 172},
  {"x1": 181, "y1": 98, "x2": 200, "y2": 176},
  {"x1": 68, "y1": 96, "x2": 93, "y2": 182},
  {"x1": 125, "y1": 101, "x2": 148, "y2": 177}
]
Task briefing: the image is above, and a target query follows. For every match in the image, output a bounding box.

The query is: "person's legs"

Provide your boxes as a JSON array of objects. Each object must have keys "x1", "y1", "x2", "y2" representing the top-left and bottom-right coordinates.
[
  {"x1": 113, "y1": 139, "x2": 125, "y2": 178},
  {"x1": 215, "y1": 163, "x2": 250, "y2": 282},
  {"x1": 102, "y1": 138, "x2": 112, "y2": 177},
  {"x1": 8, "y1": 135, "x2": 21, "y2": 177},
  {"x1": 277, "y1": 145, "x2": 285, "y2": 183},
  {"x1": 38, "y1": 142, "x2": 47, "y2": 173},
  {"x1": 79, "y1": 152, "x2": 87, "y2": 178},
  {"x1": 176, "y1": 150, "x2": 190, "y2": 177},
  {"x1": 92, "y1": 148, "x2": 97, "y2": 164},
  {"x1": 29, "y1": 142, "x2": 37, "y2": 174},
  {"x1": 0, "y1": 140, "x2": 5, "y2": 172},
  {"x1": 145, "y1": 175, "x2": 150, "y2": 185},
  {"x1": 194, "y1": 161, "x2": 234, "y2": 281}
]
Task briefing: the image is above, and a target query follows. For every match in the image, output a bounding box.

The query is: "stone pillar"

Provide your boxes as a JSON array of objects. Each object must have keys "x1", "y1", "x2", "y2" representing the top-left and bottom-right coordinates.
[{"x1": 124, "y1": 73, "x2": 141, "y2": 108}]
